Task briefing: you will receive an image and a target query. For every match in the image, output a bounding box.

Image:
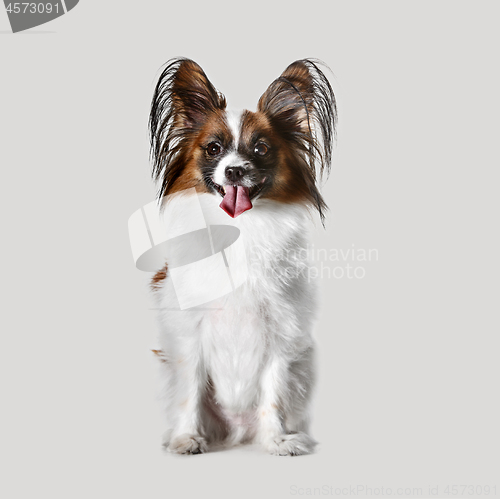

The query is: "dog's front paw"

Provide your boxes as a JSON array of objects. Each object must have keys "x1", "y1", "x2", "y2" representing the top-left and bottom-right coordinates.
[
  {"x1": 264, "y1": 432, "x2": 317, "y2": 456},
  {"x1": 166, "y1": 433, "x2": 208, "y2": 455}
]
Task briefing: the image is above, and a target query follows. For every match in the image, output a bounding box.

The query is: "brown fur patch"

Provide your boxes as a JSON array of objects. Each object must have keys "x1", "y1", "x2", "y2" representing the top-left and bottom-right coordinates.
[
  {"x1": 150, "y1": 58, "x2": 227, "y2": 200},
  {"x1": 167, "y1": 109, "x2": 231, "y2": 196},
  {"x1": 151, "y1": 264, "x2": 168, "y2": 291},
  {"x1": 240, "y1": 110, "x2": 315, "y2": 207},
  {"x1": 239, "y1": 110, "x2": 273, "y2": 145},
  {"x1": 263, "y1": 148, "x2": 315, "y2": 206},
  {"x1": 166, "y1": 162, "x2": 206, "y2": 195},
  {"x1": 152, "y1": 349, "x2": 168, "y2": 363}
]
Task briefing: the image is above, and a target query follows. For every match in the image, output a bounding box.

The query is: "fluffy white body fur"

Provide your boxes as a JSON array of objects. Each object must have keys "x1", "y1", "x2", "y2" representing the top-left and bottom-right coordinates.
[{"x1": 153, "y1": 193, "x2": 318, "y2": 456}]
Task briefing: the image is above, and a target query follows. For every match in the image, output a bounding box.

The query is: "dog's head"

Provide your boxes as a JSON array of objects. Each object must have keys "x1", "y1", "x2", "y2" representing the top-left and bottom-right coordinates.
[{"x1": 149, "y1": 58, "x2": 337, "y2": 221}]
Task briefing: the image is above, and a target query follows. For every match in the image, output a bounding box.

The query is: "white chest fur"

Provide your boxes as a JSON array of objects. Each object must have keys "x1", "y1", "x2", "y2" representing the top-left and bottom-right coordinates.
[{"x1": 154, "y1": 193, "x2": 318, "y2": 446}]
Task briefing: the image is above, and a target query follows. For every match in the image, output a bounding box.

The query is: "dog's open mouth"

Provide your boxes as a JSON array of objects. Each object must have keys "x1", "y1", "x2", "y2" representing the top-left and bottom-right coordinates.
[{"x1": 210, "y1": 178, "x2": 267, "y2": 218}]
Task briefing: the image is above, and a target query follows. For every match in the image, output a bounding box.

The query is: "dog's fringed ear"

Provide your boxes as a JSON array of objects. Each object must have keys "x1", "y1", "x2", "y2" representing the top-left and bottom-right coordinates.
[
  {"x1": 257, "y1": 59, "x2": 337, "y2": 181},
  {"x1": 171, "y1": 59, "x2": 226, "y2": 128},
  {"x1": 258, "y1": 60, "x2": 315, "y2": 133},
  {"x1": 151, "y1": 58, "x2": 226, "y2": 132}
]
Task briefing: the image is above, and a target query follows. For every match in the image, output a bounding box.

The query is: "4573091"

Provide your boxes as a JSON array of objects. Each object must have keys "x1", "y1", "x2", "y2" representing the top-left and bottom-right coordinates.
[{"x1": 5, "y1": 3, "x2": 61, "y2": 14}]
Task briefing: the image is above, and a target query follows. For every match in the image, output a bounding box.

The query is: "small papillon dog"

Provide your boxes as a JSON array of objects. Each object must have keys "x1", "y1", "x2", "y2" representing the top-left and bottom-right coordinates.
[{"x1": 148, "y1": 58, "x2": 337, "y2": 455}]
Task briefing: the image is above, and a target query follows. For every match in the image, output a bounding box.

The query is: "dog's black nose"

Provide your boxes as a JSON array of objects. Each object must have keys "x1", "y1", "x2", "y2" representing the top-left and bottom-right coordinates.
[{"x1": 225, "y1": 166, "x2": 245, "y2": 183}]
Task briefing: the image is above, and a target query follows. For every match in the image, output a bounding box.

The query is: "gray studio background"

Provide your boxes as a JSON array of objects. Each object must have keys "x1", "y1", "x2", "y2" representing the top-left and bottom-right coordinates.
[{"x1": 1, "y1": 1, "x2": 498, "y2": 498}]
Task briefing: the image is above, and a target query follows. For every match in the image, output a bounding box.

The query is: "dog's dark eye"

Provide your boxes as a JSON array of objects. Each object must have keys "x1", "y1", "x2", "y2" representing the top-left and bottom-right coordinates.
[
  {"x1": 207, "y1": 142, "x2": 222, "y2": 156},
  {"x1": 254, "y1": 142, "x2": 269, "y2": 156}
]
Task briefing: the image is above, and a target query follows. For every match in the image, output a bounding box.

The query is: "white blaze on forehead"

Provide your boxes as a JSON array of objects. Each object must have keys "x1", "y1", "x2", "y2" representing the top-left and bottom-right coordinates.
[
  {"x1": 226, "y1": 109, "x2": 243, "y2": 149},
  {"x1": 212, "y1": 109, "x2": 246, "y2": 186}
]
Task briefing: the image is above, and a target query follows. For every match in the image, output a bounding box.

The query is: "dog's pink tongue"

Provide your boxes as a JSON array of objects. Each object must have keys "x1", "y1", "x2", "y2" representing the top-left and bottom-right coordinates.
[{"x1": 220, "y1": 186, "x2": 253, "y2": 218}]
